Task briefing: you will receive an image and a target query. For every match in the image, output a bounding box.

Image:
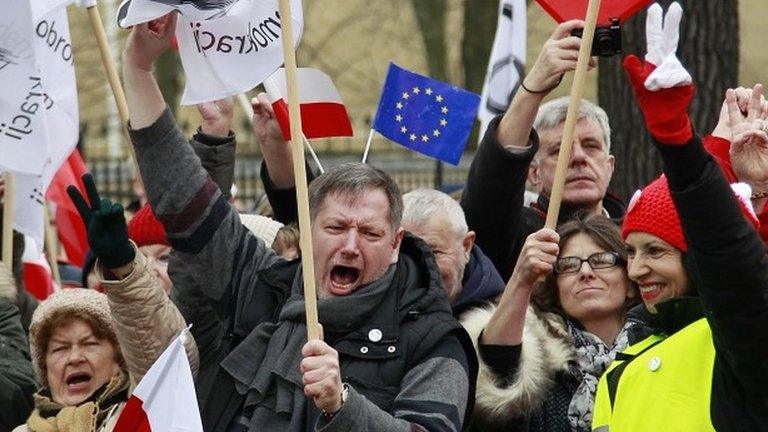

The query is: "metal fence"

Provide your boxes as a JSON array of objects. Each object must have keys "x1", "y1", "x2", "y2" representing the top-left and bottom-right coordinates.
[{"x1": 86, "y1": 153, "x2": 474, "y2": 213}]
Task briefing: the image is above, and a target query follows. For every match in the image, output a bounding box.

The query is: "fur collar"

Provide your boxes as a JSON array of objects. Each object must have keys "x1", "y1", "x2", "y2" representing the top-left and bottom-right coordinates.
[{"x1": 460, "y1": 304, "x2": 574, "y2": 422}]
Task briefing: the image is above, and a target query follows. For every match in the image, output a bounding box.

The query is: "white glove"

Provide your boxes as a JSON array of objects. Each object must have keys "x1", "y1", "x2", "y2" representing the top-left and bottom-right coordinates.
[{"x1": 644, "y1": 2, "x2": 692, "y2": 91}]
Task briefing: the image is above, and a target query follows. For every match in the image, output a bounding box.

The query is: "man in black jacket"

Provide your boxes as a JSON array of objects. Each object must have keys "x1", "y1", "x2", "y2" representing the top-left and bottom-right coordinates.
[
  {"x1": 461, "y1": 19, "x2": 625, "y2": 281},
  {"x1": 122, "y1": 15, "x2": 476, "y2": 432}
]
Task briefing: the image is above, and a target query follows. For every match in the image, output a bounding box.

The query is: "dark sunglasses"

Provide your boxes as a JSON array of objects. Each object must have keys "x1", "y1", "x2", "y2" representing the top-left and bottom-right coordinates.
[{"x1": 554, "y1": 251, "x2": 622, "y2": 275}]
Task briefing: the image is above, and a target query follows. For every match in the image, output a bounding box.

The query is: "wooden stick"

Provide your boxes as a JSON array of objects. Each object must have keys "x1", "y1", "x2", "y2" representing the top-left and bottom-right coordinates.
[
  {"x1": 87, "y1": 6, "x2": 129, "y2": 125},
  {"x1": 44, "y1": 205, "x2": 62, "y2": 288},
  {"x1": 236, "y1": 93, "x2": 255, "y2": 119},
  {"x1": 2, "y1": 173, "x2": 14, "y2": 271},
  {"x1": 544, "y1": 0, "x2": 602, "y2": 230},
  {"x1": 278, "y1": 0, "x2": 320, "y2": 341},
  {"x1": 86, "y1": 5, "x2": 140, "y2": 171}
]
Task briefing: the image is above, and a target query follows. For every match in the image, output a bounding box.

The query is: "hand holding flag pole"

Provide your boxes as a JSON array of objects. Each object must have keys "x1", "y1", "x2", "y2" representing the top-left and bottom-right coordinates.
[
  {"x1": 277, "y1": 0, "x2": 320, "y2": 341},
  {"x1": 544, "y1": 0, "x2": 601, "y2": 229},
  {"x1": 237, "y1": 93, "x2": 325, "y2": 174}
]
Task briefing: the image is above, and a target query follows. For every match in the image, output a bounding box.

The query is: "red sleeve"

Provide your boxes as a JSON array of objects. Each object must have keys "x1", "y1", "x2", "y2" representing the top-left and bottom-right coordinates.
[{"x1": 702, "y1": 135, "x2": 737, "y2": 183}]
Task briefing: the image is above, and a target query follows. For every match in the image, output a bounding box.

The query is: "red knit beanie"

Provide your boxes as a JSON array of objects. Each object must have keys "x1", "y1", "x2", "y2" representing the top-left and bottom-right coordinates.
[
  {"x1": 622, "y1": 175, "x2": 760, "y2": 253},
  {"x1": 622, "y1": 176, "x2": 687, "y2": 252},
  {"x1": 128, "y1": 205, "x2": 169, "y2": 247}
]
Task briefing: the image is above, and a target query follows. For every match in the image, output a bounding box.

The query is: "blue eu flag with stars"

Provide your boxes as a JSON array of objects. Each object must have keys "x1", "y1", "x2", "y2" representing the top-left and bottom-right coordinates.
[{"x1": 372, "y1": 63, "x2": 480, "y2": 165}]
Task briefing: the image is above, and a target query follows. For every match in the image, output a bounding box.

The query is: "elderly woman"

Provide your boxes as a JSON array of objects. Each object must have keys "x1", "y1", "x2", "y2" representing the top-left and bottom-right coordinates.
[
  {"x1": 14, "y1": 175, "x2": 198, "y2": 432},
  {"x1": 17, "y1": 289, "x2": 127, "y2": 431},
  {"x1": 590, "y1": 9, "x2": 768, "y2": 428},
  {"x1": 462, "y1": 214, "x2": 644, "y2": 432}
]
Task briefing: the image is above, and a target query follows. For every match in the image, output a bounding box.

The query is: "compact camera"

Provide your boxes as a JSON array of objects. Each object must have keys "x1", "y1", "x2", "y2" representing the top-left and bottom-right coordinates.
[{"x1": 571, "y1": 18, "x2": 622, "y2": 57}]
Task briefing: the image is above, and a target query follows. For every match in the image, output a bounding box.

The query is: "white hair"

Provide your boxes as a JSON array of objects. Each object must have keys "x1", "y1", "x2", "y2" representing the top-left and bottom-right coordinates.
[
  {"x1": 402, "y1": 189, "x2": 468, "y2": 238},
  {"x1": 534, "y1": 96, "x2": 612, "y2": 153}
]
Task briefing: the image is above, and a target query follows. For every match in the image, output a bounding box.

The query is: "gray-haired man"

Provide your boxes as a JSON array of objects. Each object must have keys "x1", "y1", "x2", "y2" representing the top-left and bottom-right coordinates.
[
  {"x1": 461, "y1": 19, "x2": 625, "y2": 281},
  {"x1": 402, "y1": 189, "x2": 505, "y2": 317}
]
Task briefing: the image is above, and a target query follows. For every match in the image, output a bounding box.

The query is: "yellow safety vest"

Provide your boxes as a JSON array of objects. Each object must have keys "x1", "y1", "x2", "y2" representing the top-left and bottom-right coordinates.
[{"x1": 592, "y1": 318, "x2": 715, "y2": 431}]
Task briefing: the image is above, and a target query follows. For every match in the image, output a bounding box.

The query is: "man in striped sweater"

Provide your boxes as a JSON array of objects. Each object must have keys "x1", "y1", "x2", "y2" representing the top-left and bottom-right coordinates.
[{"x1": 120, "y1": 14, "x2": 476, "y2": 432}]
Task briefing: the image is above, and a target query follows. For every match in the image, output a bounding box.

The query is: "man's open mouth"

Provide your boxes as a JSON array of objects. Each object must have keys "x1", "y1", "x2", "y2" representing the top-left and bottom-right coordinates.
[{"x1": 330, "y1": 265, "x2": 360, "y2": 287}]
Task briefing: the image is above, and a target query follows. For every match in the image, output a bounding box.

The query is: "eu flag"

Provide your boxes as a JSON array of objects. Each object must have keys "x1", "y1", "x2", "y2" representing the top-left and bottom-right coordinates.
[{"x1": 372, "y1": 63, "x2": 480, "y2": 166}]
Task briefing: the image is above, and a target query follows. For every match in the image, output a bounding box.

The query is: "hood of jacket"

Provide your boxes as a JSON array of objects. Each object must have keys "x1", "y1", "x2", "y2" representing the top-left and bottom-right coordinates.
[{"x1": 453, "y1": 245, "x2": 506, "y2": 316}]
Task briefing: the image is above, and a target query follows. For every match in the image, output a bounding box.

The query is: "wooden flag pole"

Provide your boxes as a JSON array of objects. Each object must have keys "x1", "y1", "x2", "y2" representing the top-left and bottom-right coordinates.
[
  {"x1": 277, "y1": 0, "x2": 320, "y2": 341},
  {"x1": 86, "y1": 4, "x2": 140, "y2": 172},
  {"x1": 44, "y1": 205, "x2": 62, "y2": 288},
  {"x1": 544, "y1": 0, "x2": 602, "y2": 230},
  {"x1": 2, "y1": 173, "x2": 15, "y2": 270},
  {"x1": 87, "y1": 6, "x2": 130, "y2": 125}
]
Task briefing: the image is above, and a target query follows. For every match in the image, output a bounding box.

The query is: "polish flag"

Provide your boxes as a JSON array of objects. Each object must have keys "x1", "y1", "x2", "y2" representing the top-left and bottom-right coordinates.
[
  {"x1": 22, "y1": 236, "x2": 56, "y2": 300},
  {"x1": 21, "y1": 236, "x2": 58, "y2": 300},
  {"x1": 264, "y1": 67, "x2": 354, "y2": 141},
  {"x1": 46, "y1": 149, "x2": 88, "y2": 267},
  {"x1": 114, "y1": 331, "x2": 202, "y2": 432}
]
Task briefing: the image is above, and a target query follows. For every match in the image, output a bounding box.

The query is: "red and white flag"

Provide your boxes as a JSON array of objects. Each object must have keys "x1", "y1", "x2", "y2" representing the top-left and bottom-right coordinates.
[
  {"x1": 22, "y1": 236, "x2": 56, "y2": 300},
  {"x1": 264, "y1": 67, "x2": 354, "y2": 141},
  {"x1": 47, "y1": 149, "x2": 88, "y2": 267},
  {"x1": 114, "y1": 330, "x2": 202, "y2": 432}
]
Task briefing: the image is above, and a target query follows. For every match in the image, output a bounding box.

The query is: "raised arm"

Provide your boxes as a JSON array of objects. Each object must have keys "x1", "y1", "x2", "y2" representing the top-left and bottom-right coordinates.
[
  {"x1": 460, "y1": 230, "x2": 562, "y2": 427},
  {"x1": 251, "y1": 92, "x2": 316, "y2": 224},
  {"x1": 121, "y1": 16, "x2": 280, "y2": 328},
  {"x1": 624, "y1": 39, "x2": 768, "y2": 397},
  {"x1": 66, "y1": 175, "x2": 199, "y2": 385},
  {"x1": 192, "y1": 98, "x2": 237, "y2": 201},
  {"x1": 461, "y1": 20, "x2": 587, "y2": 280}
]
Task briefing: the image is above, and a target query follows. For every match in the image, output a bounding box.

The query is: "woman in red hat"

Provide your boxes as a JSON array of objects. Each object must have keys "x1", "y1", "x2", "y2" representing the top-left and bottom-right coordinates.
[{"x1": 592, "y1": 4, "x2": 768, "y2": 429}]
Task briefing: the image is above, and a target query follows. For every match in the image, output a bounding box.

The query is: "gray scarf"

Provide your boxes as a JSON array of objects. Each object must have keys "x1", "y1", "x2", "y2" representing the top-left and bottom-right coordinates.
[
  {"x1": 220, "y1": 265, "x2": 396, "y2": 432},
  {"x1": 565, "y1": 319, "x2": 634, "y2": 432}
]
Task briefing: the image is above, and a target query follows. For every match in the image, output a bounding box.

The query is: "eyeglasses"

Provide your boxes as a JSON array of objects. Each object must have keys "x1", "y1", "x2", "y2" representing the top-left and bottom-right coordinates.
[{"x1": 554, "y1": 251, "x2": 622, "y2": 275}]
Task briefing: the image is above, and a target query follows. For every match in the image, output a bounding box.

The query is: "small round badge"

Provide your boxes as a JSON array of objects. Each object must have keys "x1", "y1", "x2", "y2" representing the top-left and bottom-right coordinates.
[
  {"x1": 368, "y1": 329, "x2": 383, "y2": 342},
  {"x1": 648, "y1": 356, "x2": 661, "y2": 372}
]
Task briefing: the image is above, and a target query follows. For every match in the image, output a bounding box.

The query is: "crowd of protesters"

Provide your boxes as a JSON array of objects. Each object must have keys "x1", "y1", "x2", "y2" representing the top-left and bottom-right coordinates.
[{"x1": 2, "y1": 2, "x2": 768, "y2": 431}]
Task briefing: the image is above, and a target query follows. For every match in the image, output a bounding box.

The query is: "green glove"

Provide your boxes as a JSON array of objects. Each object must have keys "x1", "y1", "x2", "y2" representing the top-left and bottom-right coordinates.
[{"x1": 67, "y1": 174, "x2": 135, "y2": 269}]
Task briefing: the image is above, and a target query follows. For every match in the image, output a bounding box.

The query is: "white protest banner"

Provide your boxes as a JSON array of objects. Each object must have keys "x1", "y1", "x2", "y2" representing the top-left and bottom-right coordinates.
[
  {"x1": 11, "y1": 173, "x2": 46, "y2": 247},
  {"x1": 117, "y1": 0, "x2": 239, "y2": 28},
  {"x1": 478, "y1": 0, "x2": 526, "y2": 140},
  {"x1": 0, "y1": 3, "x2": 49, "y2": 175},
  {"x1": 175, "y1": 0, "x2": 303, "y2": 105},
  {"x1": 0, "y1": 4, "x2": 79, "y2": 246}
]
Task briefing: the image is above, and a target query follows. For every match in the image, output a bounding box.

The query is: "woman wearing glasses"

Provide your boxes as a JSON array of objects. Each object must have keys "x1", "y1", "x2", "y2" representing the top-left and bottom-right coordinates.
[{"x1": 462, "y1": 214, "x2": 646, "y2": 432}]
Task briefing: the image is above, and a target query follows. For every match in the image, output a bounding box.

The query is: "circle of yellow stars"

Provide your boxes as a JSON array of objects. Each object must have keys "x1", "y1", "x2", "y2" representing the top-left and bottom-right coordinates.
[{"x1": 394, "y1": 86, "x2": 449, "y2": 143}]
